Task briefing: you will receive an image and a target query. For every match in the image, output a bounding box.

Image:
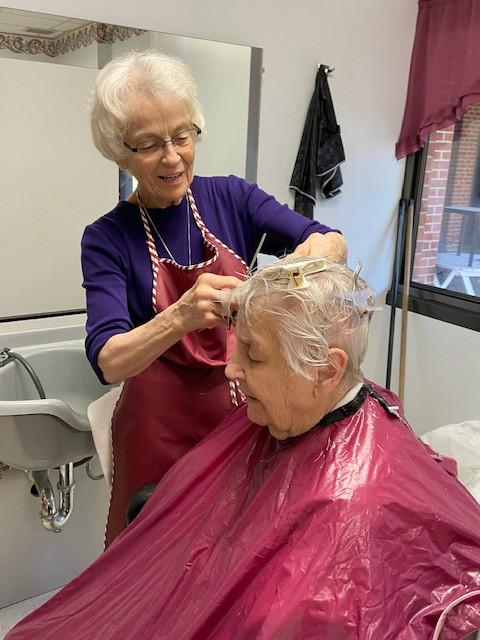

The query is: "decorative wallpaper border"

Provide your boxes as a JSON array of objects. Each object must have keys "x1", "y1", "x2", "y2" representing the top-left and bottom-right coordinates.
[{"x1": 0, "y1": 22, "x2": 147, "y2": 58}]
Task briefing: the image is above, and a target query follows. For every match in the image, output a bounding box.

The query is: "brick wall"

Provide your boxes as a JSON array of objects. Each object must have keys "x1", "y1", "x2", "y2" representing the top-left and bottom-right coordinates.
[
  {"x1": 412, "y1": 127, "x2": 453, "y2": 284},
  {"x1": 446, "y1": 103, "x2": 480, "y2": 206},
  {"x1": 443, "y1": 103, "x2": 480, "y2": 251},
  {"x1": 412, "y1": 104, "x2": 480, "y2": 285}
]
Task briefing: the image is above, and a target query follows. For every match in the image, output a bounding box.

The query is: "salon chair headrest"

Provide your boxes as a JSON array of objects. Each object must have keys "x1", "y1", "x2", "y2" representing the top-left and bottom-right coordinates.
[{"x1": 126, "y1": 483, "x2": 157, "y2": 525}]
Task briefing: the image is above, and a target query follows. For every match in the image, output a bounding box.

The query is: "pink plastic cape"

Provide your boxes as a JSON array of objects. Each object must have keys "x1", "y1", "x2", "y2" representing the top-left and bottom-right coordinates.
[{"x1": 7, "y1": 385, "x2": 480, "y2": 639}]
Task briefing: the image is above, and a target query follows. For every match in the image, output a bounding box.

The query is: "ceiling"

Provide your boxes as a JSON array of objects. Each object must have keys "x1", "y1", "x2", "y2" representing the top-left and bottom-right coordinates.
[{"x1": 0, "y1": 7, "x2": 90, "y2": 39}]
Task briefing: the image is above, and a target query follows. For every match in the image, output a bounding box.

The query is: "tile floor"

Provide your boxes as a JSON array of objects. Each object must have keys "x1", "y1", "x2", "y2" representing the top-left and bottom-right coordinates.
[{"x1": 0, "y1": 590, "x2": 58, "y2": 639}]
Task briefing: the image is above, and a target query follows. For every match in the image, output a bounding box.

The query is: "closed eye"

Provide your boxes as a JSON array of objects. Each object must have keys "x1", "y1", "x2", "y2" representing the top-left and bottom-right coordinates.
[
  {"x1": 136, "y1": 140, "x2": 160, "y2": 151},
  {"x1": 173, "y1": 133, "x2": 190, "y2": 144}
]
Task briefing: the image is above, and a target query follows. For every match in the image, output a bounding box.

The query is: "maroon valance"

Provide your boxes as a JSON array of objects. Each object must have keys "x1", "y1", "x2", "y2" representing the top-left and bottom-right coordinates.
[{"x1": 396, "y1": 0, "x2": 480, "y2": 159}]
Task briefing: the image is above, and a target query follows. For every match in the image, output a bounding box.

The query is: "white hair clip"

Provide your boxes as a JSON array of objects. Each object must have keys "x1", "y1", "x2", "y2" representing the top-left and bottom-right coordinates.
[
  {"x1": 351, "y1": 287, "x2": 379, "y2": 315},
  {"x1": 342, "y1": 287, "x2": 378, "y2": 315},
  {"x1": 280, "y1": 258, "x2": 330, "y2": 289}
]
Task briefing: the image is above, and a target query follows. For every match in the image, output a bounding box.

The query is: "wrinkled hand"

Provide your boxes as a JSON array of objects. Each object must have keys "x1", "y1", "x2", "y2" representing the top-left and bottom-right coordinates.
[
  {"x1": 291, "y1": 232, "x2": 348, "y2": 263},
  {"x1": 175, "y1": 273, "x2": 243, "y2": 333}
]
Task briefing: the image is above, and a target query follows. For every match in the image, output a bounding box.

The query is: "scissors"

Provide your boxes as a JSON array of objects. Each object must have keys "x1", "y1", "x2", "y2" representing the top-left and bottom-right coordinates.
[{"x1": 226, "y1": 232, "x2": 267, "y2": 330}]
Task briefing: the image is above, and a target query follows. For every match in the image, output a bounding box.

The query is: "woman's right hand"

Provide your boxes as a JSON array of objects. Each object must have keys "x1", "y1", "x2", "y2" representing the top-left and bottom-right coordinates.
[
  {"x1": 174, "y1": 273, "x2": 243, "y2": 333},
  {"x1": 98, "y1": 273, "x2": 242, "y2": 383}
]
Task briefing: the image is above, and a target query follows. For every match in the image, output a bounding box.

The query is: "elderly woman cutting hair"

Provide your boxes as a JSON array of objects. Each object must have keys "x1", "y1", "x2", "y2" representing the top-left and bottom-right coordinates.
[
  {"x1": 83, "y1": 50, "x2": 347, "y2": 544},
  {"x1": 10, "y1": 258, "x2": 480, "y2": 639}
]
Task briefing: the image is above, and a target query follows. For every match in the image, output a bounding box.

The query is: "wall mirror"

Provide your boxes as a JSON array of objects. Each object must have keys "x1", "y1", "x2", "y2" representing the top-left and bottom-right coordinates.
[{"x1": 0, "y1": 7, "x2": 262, "y2": 321}]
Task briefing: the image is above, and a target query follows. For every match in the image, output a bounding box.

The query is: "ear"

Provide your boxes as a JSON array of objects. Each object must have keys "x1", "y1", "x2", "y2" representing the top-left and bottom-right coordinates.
[{"x1": 313, "y1": 348, "x2": 349, "y2": 397}]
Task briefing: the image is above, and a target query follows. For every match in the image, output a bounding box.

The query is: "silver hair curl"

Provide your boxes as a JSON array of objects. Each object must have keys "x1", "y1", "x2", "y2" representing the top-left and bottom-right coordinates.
[
  {"x1": 231, "y1": 257, "x2": 377, "y2": 384},
  {"x1": 90, "y1": 50, "x2": 206, "y2": 162}
]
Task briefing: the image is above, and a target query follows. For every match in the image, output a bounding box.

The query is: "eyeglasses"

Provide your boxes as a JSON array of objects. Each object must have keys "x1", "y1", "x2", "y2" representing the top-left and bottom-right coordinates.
[{"x1": 123, "y1": 125, "x2": 201, "y2": 155}]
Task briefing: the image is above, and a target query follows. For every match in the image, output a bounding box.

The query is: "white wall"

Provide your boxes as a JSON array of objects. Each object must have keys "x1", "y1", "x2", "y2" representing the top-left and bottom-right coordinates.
[
  {"x1": 103, "y1": 30, "x2": 152, "y2": 57},
  {"x1": 150, "y1": 32, "x2": 250, "y2": 178},
  {"x1": 0, "y1": 57, "x2": 118, "y2": 317},
  {"x1": 0, "y1": 465, "x2": 108, "y2": 608},
  {"x1": 364, "y1": 307, "x2": 480, "y2": 435},
  {"x1": 53, "y1": 40, "x2": 98, "y2": 66}
]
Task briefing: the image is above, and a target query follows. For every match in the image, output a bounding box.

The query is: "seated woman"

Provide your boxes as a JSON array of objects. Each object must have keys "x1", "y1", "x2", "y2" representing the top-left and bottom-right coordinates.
[{"x1": 7, "y1": 258, "x2": 480, "y2": 639}]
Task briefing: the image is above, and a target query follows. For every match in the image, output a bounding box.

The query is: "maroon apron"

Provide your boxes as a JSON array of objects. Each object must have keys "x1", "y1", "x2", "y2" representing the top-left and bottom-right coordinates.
[{"x1": 105, "y1": 189, "x2": 246, "y2": 546}]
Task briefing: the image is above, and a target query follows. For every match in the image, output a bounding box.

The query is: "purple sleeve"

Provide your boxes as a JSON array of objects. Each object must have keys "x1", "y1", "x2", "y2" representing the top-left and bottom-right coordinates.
[
  {"x1": 230, "y1": 176, "x2": 340, "y2": 257},
  {"x1": 81, "y1": 223, "x2": 134, "y2": 384}
]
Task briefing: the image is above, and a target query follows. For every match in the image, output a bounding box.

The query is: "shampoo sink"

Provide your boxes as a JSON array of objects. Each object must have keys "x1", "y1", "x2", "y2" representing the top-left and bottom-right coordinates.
[{"x1": 0, "y1": 345, "x2": 107, "y2": 471}]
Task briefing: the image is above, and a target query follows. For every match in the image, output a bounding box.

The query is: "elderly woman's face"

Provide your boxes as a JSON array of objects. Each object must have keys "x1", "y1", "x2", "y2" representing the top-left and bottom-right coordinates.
[
  {"x1": 119, "y1": 93, "x2": 195, "y2": 208},
  {"x1": 225, "y1": 311, "x2": 329, "y2": 440}
]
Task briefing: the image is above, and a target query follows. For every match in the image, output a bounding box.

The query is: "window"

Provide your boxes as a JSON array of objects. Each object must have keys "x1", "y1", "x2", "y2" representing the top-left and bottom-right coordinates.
[{"x1": 389, "y1": 104, "x2": 480, "y2": 332}]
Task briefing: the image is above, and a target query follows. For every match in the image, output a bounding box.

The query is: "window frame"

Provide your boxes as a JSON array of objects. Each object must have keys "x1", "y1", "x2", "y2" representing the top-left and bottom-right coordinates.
[
  {"x1": 386, "y1": 142, "x2": 480, "y2": 333},
  {"x1": 472, "y1": 141, "x2": 480, "y2": 207}
]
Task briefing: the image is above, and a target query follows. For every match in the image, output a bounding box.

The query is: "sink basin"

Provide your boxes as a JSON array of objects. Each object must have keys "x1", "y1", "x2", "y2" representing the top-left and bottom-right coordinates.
[{"x1": 0, "y1": 345, "x2": 108, "y2": 470}]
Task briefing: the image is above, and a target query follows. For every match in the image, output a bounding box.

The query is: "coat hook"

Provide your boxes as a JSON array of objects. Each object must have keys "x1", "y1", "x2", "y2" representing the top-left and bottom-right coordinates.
[{"x1": 317, "y1": 64, "x2": 335, "y2": 74}]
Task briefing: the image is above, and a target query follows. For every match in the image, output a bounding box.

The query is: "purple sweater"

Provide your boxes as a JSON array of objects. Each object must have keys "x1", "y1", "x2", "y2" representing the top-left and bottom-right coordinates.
[{"x1": 81, "y1": 175, "x2": 338, "y2": 383}]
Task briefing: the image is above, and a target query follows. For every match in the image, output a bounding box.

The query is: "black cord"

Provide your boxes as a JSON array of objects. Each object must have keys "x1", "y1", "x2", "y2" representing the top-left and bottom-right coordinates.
[{"x1": 0, "y1": 347, "x2": 46, "y2": 399}]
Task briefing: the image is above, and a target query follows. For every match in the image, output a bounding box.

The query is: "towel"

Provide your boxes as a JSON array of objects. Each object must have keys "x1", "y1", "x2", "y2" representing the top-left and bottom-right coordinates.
[
  {"x1": 421, "y1": 420, "x2": 480, "y2": 503},
  {"x1": 290, "y1": 65, "x2": 345, "y2": 219},
  {"x1": 87, "y1": 384, "x2": 123, "y2": 488}
]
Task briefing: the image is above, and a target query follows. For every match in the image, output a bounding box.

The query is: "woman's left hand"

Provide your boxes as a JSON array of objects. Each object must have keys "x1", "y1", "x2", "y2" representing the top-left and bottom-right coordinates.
[{"x1": 291, "y1": 232, "x2": 348, "y2": 263}]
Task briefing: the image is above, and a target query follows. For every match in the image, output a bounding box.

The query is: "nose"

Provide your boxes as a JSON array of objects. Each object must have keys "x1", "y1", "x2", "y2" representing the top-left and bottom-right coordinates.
[
  {"x1": 161, "y1": 141, "x2": 181, "y2": 163},
  {"x1": 225, "y1": 350, "x2": 244, "y2": 382}
]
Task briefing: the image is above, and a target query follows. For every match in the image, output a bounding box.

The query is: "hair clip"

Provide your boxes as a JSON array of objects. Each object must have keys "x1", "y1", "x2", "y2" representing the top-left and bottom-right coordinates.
[{"x1": 281, "y1": 258, "x2": 330, "y2": 289}]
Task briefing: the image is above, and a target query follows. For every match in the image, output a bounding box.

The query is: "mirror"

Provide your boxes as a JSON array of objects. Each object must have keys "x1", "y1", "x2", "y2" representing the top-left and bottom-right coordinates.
[{"x1": 0, "y1": 7, "x2": 262, "y2": 320}]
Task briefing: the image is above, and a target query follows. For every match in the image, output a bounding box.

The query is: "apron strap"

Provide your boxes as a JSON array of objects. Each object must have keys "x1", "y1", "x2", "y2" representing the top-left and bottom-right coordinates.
[{"x1": 186, "y1": 188, "x2": 248, "y2": 271}]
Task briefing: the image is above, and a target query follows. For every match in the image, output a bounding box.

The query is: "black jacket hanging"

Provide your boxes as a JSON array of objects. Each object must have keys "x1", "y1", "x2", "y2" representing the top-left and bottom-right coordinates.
[{"x1": 289, "y1": 65, "x2": 345, "y2": 219}]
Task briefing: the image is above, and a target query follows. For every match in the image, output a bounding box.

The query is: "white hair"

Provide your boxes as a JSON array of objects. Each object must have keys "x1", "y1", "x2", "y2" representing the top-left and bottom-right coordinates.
[
  {"x1": 232, "y1": 257, "x2": 376, "y2": 385},
  {"x1": 90, "y1": 50, "x2": 206, "y2": 162}
]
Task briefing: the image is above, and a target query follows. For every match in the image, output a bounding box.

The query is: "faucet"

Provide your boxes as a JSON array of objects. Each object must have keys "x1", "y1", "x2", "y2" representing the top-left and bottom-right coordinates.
[{"x1": 0, "y1": 347, "x2": 46, "y2": 398}]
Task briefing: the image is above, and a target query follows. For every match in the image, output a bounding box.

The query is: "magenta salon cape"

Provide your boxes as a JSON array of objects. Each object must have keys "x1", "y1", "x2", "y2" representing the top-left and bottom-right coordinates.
[{"x1": 8, "y1": 385, "x2": 480, "y2": 639}]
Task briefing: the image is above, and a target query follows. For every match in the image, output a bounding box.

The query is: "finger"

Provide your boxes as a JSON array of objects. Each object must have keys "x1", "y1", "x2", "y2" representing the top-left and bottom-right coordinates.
[
  {"x1": 290, "y1": 246, "x2": 309, "y2": 258},
  {"x1": 227, "y1": 298, "x2": 239, "y2": 318},
  {"x1": 195, "y1": 286, "x2": 227, "y2": 306},
  {"x1": 206, "y1": 306, "x2": 230, "y2": 326},
  {"x1": 202, "y1": 285, "x2": 239, "y2": 308},
  {"x1": 199, "y1": 273, "x2": 243, "y2": 290},
  {"x1": 198, "y1": 293, "x2": 229, "y2": 315}
]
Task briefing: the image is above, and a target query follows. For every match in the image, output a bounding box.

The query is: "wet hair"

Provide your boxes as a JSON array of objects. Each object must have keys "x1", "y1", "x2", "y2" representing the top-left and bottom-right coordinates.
[
  {"x1": 231, "y1": 257, "x2": 376, "y2": 385},
  {"x1": 90, "y1": 49, "x2": 205, "y2": 162}
]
